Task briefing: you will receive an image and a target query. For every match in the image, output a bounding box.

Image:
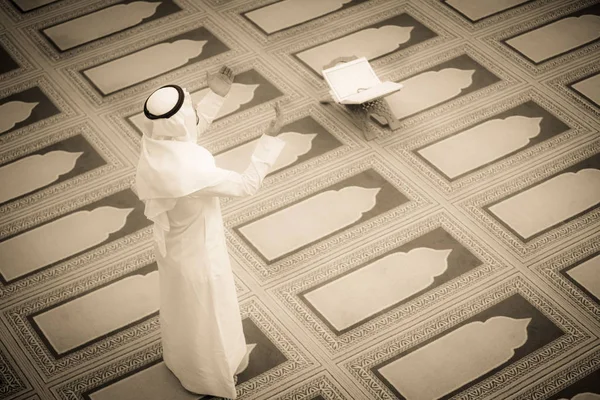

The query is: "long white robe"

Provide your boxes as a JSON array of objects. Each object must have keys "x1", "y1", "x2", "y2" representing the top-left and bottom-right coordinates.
[{"x1": 141, "y1": 93, "x2": 285, "y2": 398}]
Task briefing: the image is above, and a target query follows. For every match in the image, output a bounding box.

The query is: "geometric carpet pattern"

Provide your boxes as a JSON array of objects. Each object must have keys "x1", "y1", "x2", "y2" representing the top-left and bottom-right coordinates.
[{"x1": 1, "y1": 0, "x2": 599, "y2": 399}]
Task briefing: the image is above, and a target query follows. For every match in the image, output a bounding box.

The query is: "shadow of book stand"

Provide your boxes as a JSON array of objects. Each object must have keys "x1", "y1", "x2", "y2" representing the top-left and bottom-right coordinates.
[{"x1": 319, "y1": 56, "x2": 401, "y2": 141}]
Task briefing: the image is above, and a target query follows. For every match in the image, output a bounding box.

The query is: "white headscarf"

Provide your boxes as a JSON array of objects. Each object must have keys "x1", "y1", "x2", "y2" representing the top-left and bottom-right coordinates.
[{"x1": 135, "y1": 86, "x2": 221, "y2": 256}]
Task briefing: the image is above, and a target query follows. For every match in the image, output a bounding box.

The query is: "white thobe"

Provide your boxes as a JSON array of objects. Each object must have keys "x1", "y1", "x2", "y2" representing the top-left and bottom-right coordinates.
[{"x1": 156, "y1": 92, "x2": 285, "y2": 398}]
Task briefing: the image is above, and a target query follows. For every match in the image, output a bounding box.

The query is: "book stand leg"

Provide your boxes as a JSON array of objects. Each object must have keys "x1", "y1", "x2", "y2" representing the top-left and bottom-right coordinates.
[
  {"x1": 320, "y1": 95, "x2": 399, "y2": 141},
  {"x1": 319, "y1": 96, "x2": 377, "y2": 140},
  {"x1": 369, "y1": 99, "x2": 401, "y2": 131},
  {"x1": 347, "y1": 104, "x2": 378, "y2": 141},
  {"x1": 319, "y1": 96, "x2": 334, "y2": 104}
]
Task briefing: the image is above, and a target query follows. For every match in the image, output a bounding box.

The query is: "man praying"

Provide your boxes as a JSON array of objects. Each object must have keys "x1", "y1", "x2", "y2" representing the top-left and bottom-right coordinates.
[{"x1": 135, "y1": 66, "x2": 285, "y2": 399}]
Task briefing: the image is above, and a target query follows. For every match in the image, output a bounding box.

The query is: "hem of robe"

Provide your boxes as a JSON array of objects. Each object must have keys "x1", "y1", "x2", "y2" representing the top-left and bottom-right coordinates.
[
  {"x1": 163, "y1": 338, "x2": 246, "y2": 399},
  {"x1": 178, "y1": 376, "x2": 237, "y2": 400}
]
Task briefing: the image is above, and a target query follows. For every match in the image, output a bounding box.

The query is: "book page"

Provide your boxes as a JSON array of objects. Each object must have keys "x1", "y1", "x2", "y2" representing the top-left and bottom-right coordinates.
[
  {"x1": 323, "y1": 58, "x2": 381, "y2": 101},
  {"x1": 341, "y1": 81, "x2": 403, "y2": 104}
]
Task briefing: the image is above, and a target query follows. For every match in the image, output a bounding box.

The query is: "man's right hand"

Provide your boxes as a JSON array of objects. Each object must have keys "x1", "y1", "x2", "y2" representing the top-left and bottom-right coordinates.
[
  {"x1": 265, "y1": 102, "x2": 283, "y2": 137},
  {"x1": 207, "y1": 66, "x2": 234, "y2": 97}
]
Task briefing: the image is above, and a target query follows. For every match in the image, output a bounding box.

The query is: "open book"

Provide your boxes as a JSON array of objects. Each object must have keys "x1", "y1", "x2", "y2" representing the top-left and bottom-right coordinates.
[{"x1": 322, "y1": 57, "x2": 403, "y2": 104}]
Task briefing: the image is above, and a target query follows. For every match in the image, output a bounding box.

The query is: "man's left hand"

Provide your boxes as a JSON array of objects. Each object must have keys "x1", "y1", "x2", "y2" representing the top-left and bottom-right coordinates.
[{"x1": 207, "y1": 66, "x2": 234, "y2": 97}]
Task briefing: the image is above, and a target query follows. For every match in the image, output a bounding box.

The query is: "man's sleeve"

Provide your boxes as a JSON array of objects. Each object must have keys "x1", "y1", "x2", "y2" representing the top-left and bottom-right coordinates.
[
  {"x1": 195, "y1": 90, "x2": 225, "y2": 135},
  {"x1": 191, "y1": 135, "x2": 286, "y2": 198}
]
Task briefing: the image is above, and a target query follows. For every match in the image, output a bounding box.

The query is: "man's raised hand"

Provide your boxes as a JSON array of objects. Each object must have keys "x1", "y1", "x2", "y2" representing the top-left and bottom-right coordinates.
[
  {"x1": 207, "y1": 66, "x2": 234, "y2": 97},
  {"x1": 265, "y1": 102, "x2": 283, "y2": 137}
]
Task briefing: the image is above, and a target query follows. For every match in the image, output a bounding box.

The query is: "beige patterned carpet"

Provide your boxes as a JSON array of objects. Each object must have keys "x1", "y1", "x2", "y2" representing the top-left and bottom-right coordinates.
[{"x1": 1, "y1": 0, "x2": 599, "y2": 399}]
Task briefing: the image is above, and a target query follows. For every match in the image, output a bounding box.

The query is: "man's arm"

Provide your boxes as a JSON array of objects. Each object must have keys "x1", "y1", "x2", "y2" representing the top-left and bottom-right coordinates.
[
  {"x1": 190, "y1": 135, "x2": 285, "y2": 197},
  {"x1": 195, "y1": 90, "x2": 225, "y2": 136},
  {"x1": 195, "y1": 65, "x2": 234, "y2": 135}
]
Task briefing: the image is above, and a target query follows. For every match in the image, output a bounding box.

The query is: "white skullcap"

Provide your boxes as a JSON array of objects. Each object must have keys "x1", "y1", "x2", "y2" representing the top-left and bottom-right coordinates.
[
  {"x1": 142, "y1": 84, "x2": 197, "y2": 140},
  {"x1": 145, "y1": 86, "x2": 180, "y2": 117}
]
